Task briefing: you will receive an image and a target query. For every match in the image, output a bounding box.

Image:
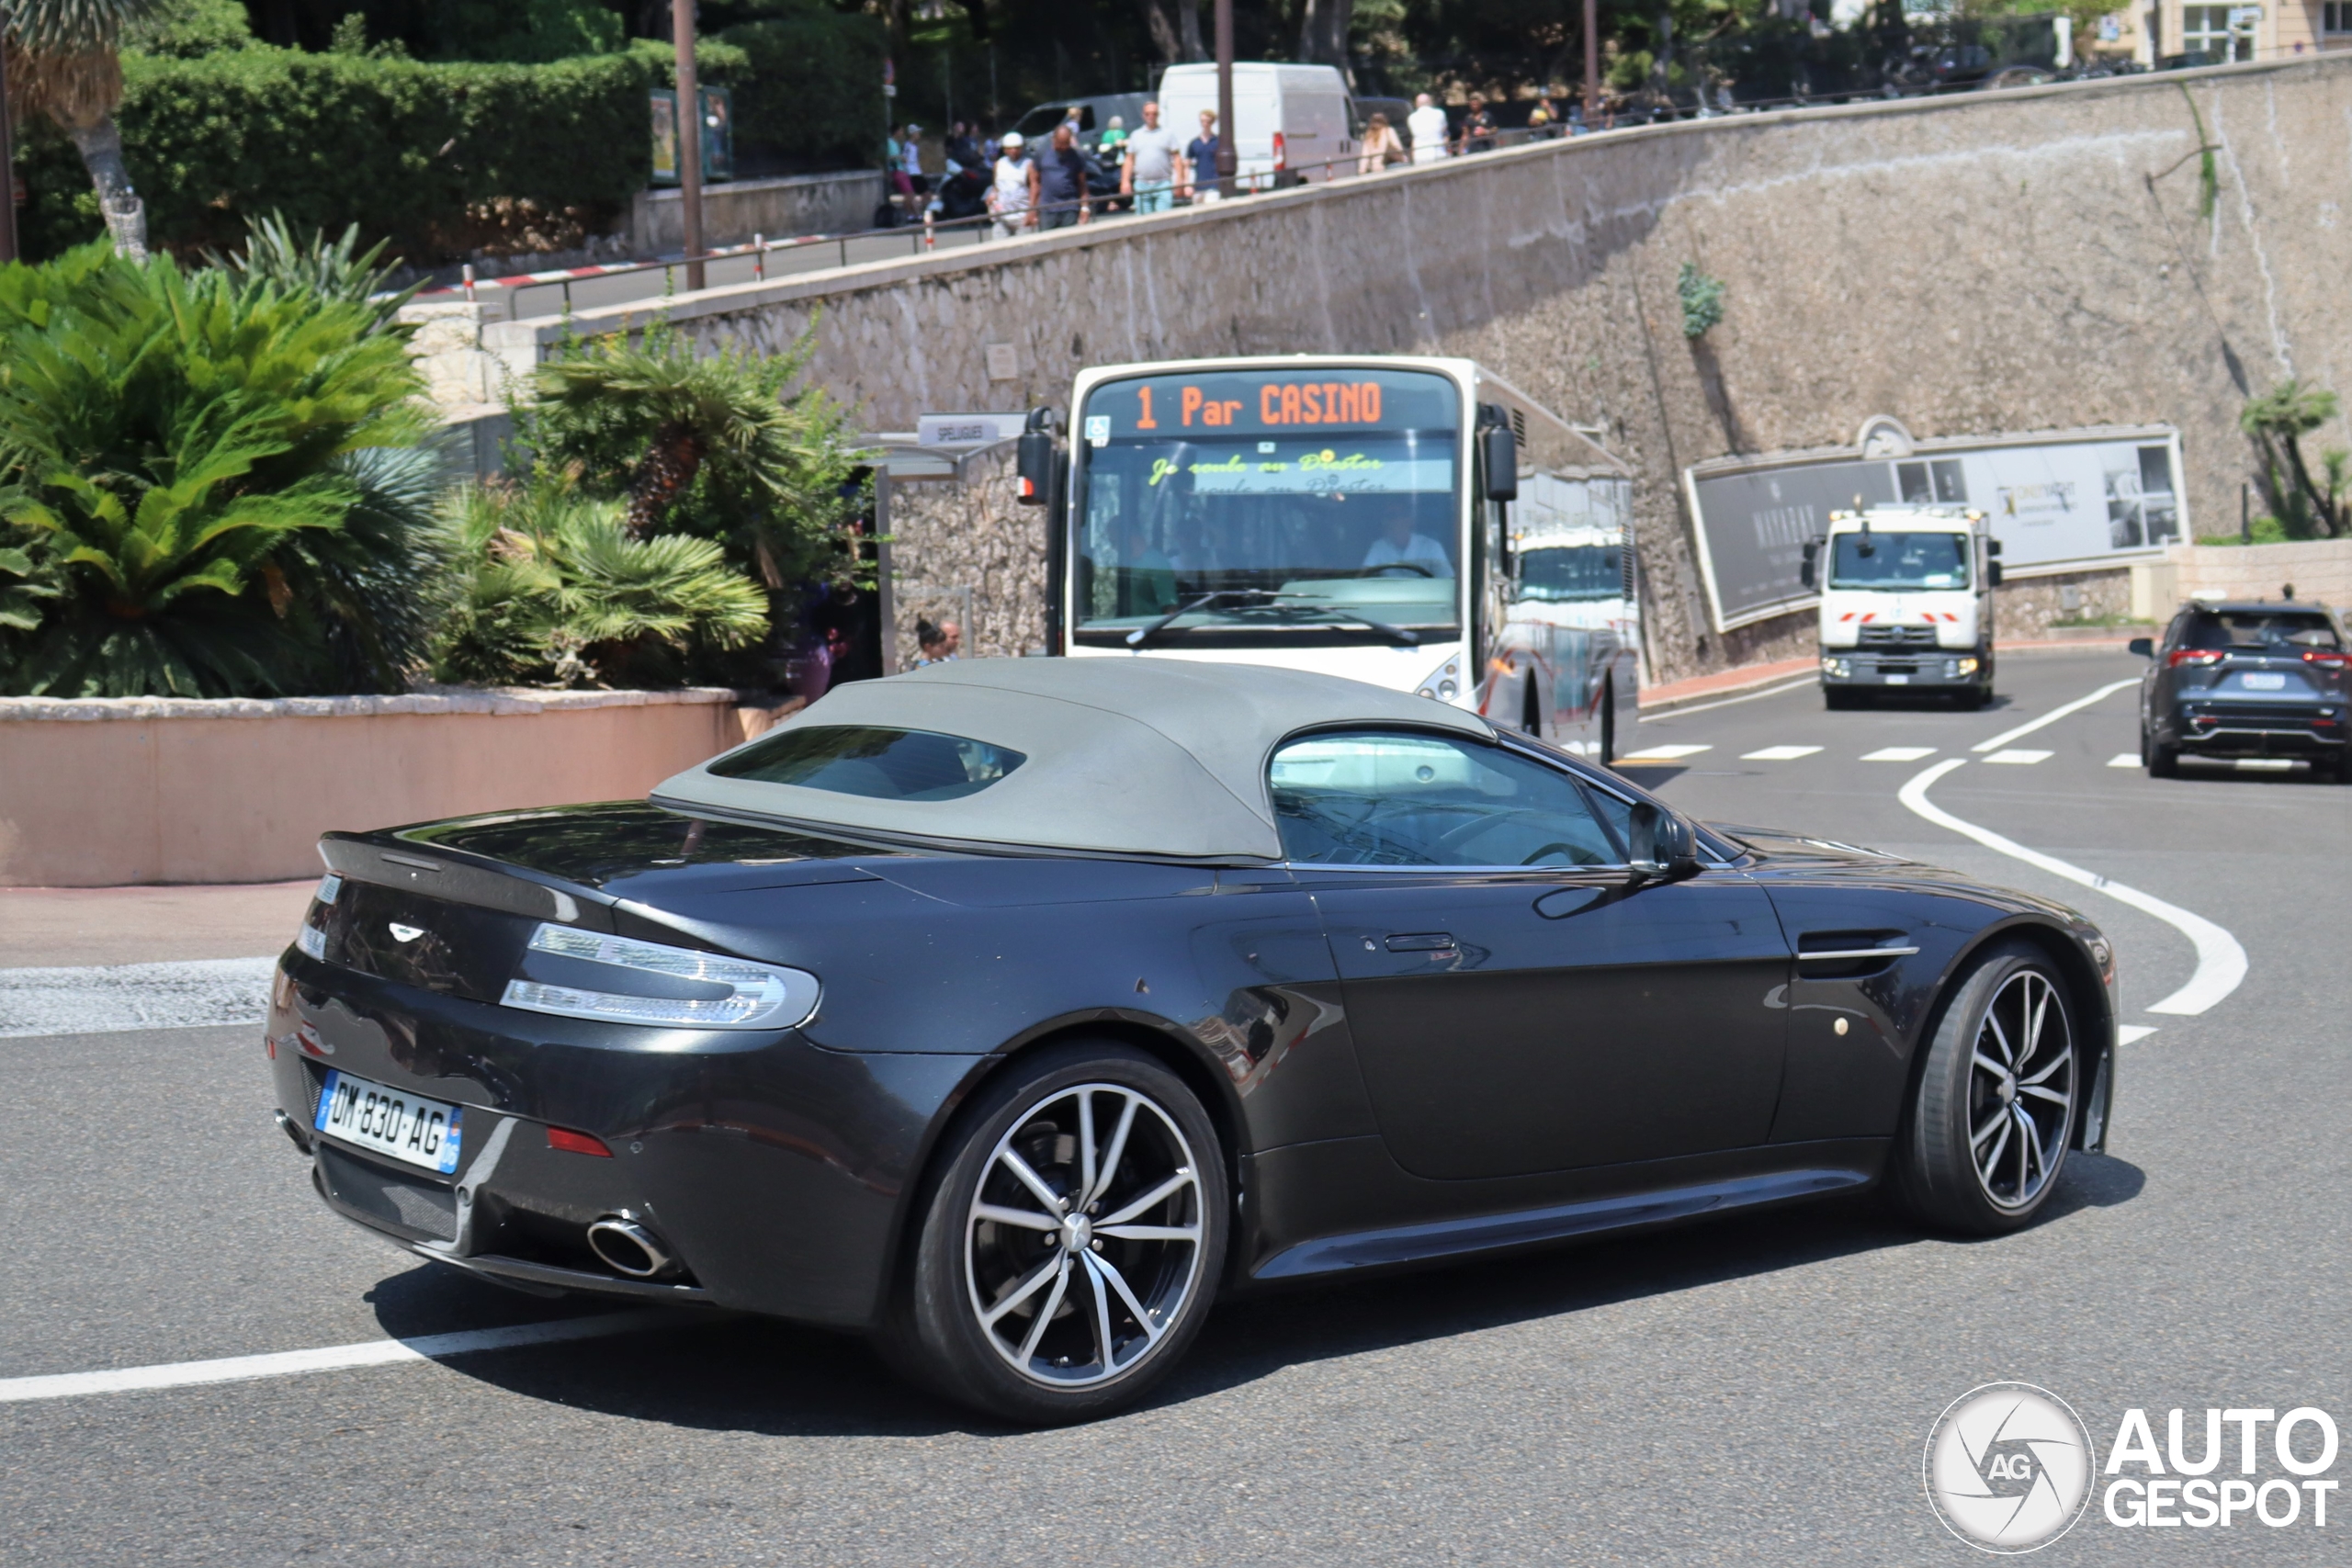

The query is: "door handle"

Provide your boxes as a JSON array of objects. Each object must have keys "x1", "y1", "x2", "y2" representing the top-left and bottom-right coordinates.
[{"x1": 1385, "y1": 932, "x2": 1456, "y2": 952}]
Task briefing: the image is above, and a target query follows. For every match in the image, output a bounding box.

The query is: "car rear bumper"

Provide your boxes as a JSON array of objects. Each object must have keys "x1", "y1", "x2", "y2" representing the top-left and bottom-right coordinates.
[
  {"x1": 268, "y1": 953, "x2": 978, "y2": 1329},
  {"x1": 2168, "y1": 703, "x2": 2346, "y2": 756}
]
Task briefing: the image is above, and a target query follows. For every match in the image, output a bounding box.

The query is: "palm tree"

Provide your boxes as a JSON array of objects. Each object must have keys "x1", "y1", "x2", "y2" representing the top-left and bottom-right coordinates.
[{"x1": 2, "y1": 0, "x2": 158, "y2": 258}]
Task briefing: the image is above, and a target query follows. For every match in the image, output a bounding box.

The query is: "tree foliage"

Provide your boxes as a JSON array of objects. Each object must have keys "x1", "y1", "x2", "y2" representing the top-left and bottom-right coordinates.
[
  {"x1": 0, "y1": 242, "x2": 443, "y2": 696},
  {"x1": 2242, "y1": 381, "x2": 2348, "y2": 541}
]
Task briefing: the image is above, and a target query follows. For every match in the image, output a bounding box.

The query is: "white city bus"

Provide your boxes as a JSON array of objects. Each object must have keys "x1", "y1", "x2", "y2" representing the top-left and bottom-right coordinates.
[{"x1": 1019, "y1": 355, "x2": 1641, "y2": 761}]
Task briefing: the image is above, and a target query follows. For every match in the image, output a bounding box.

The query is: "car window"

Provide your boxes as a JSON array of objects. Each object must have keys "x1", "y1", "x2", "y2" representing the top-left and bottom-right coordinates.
[
  {"x1": 2181, "y1": 611, "x2": 2340, "y2": 651},
  {"x1": 1270, "y1": 730, "x2": 1623, "y2": 867},
  {"x1": 708, "y1": 726, "x2": 1026, "y2": 801}
]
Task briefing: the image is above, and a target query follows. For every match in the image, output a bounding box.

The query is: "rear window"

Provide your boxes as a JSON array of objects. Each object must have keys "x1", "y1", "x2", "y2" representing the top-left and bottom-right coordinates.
[
  {"x1": 708, "y1": 726, "x2": 1026, "y2": 801},
  {"x1": 2180, "y1": 611, "x2": 2341, "y2": 651}
]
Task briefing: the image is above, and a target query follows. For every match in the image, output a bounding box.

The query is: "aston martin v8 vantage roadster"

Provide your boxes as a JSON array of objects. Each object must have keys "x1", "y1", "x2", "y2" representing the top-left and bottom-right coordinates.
[{"x1": 267, "y1": 659, "x2": 2116, "y2": 1423}]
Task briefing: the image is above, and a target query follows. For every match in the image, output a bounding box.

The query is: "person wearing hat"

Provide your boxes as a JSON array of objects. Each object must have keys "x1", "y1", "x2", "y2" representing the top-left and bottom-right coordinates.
[{"x1": 988, "y1": 130, "x2": 1041, "y2": 239}]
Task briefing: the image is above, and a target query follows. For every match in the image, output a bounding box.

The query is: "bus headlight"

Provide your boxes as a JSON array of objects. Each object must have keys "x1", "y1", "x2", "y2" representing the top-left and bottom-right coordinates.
[{"x1": 1415, "y1": 657, "x2": 1464, "y2": 702}]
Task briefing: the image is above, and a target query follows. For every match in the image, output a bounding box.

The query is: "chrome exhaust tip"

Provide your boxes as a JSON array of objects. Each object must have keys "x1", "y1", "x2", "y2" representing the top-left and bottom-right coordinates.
[{"x1": 585, "y1": 1215, "x2": 677, "y2": 1280}]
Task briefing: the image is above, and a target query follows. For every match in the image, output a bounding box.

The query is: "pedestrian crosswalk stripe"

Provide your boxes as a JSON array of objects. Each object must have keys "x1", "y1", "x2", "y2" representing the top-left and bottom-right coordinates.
[
  {"x1": 2107, "y1": 753, "x2": 2140, "y2": 769},
  {"x1": 1982, "y1": 749, "x2": 2053, "y2": 765},
  {"x1": 1616, "y1": 744, "x2": 1712, "y2": 761},
  {"x1": 1862, "y1": 747, "x2": 1938, "y2": 762},
  {"x1": 2117, "y1": 1025, "x2": 2158, "y2": 1044},
  {"x1": 1740, "y1": 745, "x2": 1823, "y2": 761}
]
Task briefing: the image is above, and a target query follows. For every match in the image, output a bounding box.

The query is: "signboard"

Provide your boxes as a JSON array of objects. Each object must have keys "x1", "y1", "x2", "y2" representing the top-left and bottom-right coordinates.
[
  {"x1": 649, "y1": 87, "x2": 734, "y2": 186},
  {"x1": 916, "y1": 412, "x2": 1027, "y2": 447},
  {"x1": 1685, "y1": 427, "x2": 2186, "y2": 632}
]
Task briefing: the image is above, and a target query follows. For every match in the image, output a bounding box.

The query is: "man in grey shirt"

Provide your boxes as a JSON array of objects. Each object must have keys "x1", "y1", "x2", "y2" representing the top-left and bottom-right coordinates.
[{"x1": 1120, "y1": 101, "x2": 1188, "y2": 215}]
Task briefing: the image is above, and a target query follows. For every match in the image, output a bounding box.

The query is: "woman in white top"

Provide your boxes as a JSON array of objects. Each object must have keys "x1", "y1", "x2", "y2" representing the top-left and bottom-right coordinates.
[{"x1": 1357, "y1": 112, "x2": 1405, "y2": 175}]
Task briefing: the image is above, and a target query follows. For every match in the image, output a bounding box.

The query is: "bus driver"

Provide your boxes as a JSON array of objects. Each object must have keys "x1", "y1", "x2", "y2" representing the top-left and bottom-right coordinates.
[{"x1": 1362, "y1": 512, "x2": 1453, "y2": 576}]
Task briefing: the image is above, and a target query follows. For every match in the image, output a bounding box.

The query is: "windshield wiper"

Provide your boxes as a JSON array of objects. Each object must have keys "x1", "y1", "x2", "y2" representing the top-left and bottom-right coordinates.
[
  {"x1": 1124, "y1": 590, "x2": 1277, "y2": 648},
  {"x1": 1272, "y1": 594, "x2": 1420, "y2": 647}
]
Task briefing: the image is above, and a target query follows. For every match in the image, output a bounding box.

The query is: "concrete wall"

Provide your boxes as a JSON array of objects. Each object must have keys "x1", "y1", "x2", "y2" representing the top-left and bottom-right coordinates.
[
  {"x1": 480, "y1": 55, "x2": 2352, "y2": 685},
  {"x1": 0, "y1": 690, "x2": 784, "y2": 888},
  {"x1": 884, "y1": 447, "x2": 1049, "y2": 668},
  {"x1": 2129, "y1": 538, "x2": 2352, "y2": 618},
  {"x1": 631, "y1": 171, "x2": 887, "y2": 255}
]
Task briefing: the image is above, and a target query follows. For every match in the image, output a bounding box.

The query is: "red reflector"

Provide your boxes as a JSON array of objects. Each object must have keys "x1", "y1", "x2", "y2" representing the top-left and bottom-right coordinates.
[
  {"x1": 1017, "y1": 477, "x2": 1037, "y2": 499},
  {"x1": 2168, "y1": 649, "x2": 2223, "y2": 668},
  {"x1": 547, "y1": 1127, "x2": 614, "y2": 1157}
]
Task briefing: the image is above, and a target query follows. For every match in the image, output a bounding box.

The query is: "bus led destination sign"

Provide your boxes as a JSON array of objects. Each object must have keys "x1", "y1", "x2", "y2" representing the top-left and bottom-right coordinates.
[{"x1": 1084, "y1": 368, "x2": 1461, "y2": 440}]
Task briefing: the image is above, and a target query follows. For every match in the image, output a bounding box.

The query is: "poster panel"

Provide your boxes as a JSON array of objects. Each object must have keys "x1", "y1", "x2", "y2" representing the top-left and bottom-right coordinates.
[{"x1": 1685, "y1": 429, "x2": 2184, "y2": 632}]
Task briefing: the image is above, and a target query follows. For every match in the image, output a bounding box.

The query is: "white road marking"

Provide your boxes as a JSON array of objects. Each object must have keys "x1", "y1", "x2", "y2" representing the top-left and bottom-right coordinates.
[
  {"x1": 2117, "y1": 1025, "x2": 2159, "y2": 1044},
  {"x1": 2108, "y1": 753, "x2": 2142, "y2": 769},
  {"x1": 1970, "y1": 678, "x2": 2139, "y2": 753},
  {"x1": 0, "y1": 1310, "x2": 685, "y2": 1404},
  {"x1": 0, "y1": 956, "x2": 278, "y2": 1039},
  {"x1": 1862, "y1": 747, "x2": 1939, "y2": 762},
  {"x1": 1640, "y1": 676, "x2": 1817, "y2": 720},
  {"x1": 1898, "y1": 758, "x2": 2246, "y2": 1016},
  {"x1": 1617, "y1": 744, "x2": 1713, "y2": 762},
  {"x1": 1983, "y1": 749, "x2": 2053, "y2": 765},
  {"x1": 1740, "y1": 745, "x2": 1823, "y2": 761}
]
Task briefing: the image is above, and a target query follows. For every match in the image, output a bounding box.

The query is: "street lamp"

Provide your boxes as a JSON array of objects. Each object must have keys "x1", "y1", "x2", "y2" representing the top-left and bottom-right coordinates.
[
  {"x1": 1213, "y1": 0, "x2": 1236, "y2": 197},
  {"x1": 1583, "y1": 0, "x2": 1599, "y2": 127},
  {"x1": 673, "y1": 0, "x2": 705, "y2": 290}
]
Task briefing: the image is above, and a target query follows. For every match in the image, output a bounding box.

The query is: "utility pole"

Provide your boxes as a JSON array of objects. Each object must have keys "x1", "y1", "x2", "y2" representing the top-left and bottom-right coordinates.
[
  {"x1": 0, "y1": 6, "x2": 18, "y2": 265},
  {"x1": 1214, "y1": 0, "x2": 1236, "y2": 197},
  {"x1": 1582, "y1": 0, "x2": 1599, "y2": 127},
  {"x1": 673, "y1": 0, "x2": 706, "y2": 290}
]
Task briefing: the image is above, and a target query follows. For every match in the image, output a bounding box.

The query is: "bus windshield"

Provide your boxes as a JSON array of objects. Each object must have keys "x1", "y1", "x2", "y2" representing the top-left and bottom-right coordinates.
[
  {"x1": 1829, "y1": 531, "x2": 1971, "y2": 591},
  {"x1": 1516, "y1": 543, "x2": 1623, "y2": 603},
  {"x1": 1072, "y1": 367, "x2": 1462, "y2": 646}
]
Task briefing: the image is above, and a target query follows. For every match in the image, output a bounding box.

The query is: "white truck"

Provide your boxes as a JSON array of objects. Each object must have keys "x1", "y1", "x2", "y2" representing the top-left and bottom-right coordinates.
[
  {"x1": 1800, "y1": 506, "x2": 2004, "y2": 709},
  {"x1": 1154, "y1": 62, "x2": 1354, "y2": 187}
]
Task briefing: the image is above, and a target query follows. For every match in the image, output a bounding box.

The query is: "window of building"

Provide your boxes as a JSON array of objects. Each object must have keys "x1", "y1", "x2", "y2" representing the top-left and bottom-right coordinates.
[
  {"x1": 2180, "y1": 3, "x2": 2246, "y2": 58},
  {"x1": 2326, "y1": 0, "x2": 2352, "y2": 32}
]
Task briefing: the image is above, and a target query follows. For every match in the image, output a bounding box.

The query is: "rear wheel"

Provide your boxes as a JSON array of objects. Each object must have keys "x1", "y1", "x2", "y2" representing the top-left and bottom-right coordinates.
[
  {"x1": 881, "y1": 1042, "x2": 1227, "y2": 1424},
  {"x1": 2143, "y1": 726, "x2": 2179, "y2": 778},
  {"x1": 1893, "y1": 943, "x2": 2078, "y2": 1235}
]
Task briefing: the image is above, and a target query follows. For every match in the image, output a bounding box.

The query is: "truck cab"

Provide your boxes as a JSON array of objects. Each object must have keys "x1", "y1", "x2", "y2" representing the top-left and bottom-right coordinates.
[{"x1": 1802, "y1": 506, "x2": 2001, "y2": 709}]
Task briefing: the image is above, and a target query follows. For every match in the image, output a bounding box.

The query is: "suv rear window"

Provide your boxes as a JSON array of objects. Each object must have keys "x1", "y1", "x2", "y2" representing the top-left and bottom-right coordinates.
[
  {"x1": 708, "y1": 726, "x2": 1027, "y2": 801},
  {"x1": 2179, "y1": 611, "x2": 2341, "y2": 651}
]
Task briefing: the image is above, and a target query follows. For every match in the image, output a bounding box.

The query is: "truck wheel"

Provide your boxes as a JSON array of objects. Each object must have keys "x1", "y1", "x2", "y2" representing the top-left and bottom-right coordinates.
[{"x1": 1824, "y1": 686, "x2": 1858, "y2": 711}]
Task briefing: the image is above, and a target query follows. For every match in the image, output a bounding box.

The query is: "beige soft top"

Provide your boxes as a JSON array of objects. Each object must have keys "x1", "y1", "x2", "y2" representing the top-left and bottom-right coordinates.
[{"x1": 651, "y1": 658, "x2": 1494, "y2": 861}]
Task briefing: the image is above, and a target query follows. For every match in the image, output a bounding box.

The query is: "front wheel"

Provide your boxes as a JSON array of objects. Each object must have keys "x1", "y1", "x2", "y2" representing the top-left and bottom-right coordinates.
[
  {"x1": 881, "y1": 1042, "x2": 1228, "y2": 1424},
  {"x1": 1824, "y1": 685, "x2": 1860, "y2": 711},
  {"x1": 1892, "y1": 942, "x2": 2079, "y2": 1235}
]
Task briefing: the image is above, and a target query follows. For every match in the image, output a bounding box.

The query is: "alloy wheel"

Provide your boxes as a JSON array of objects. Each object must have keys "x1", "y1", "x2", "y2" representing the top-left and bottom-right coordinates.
[
  {"x1": 1966, "y1": 969, "x2": 2075, "y2": 1210},
  {"x1": 964, "y1": 1083, "x2": 1206, "y2": 1388}
]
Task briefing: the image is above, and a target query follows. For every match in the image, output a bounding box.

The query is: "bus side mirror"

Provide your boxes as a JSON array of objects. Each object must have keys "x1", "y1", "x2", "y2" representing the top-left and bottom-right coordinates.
[
  {"x1": 1479, "y1": 424, "x2": 1518, "y2": 502},
  {"x1": 1016, "y1": 407, "x2": 1059, "y2": 508},
  {"x1": 1799, "y1": 540, "x2": 1817, "y2": 591}
]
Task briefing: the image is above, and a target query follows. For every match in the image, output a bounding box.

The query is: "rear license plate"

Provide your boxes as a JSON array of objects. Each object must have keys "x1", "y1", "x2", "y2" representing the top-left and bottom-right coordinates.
[
  {"x1": 313, "y1": 1070, "x2": 464, "y2": 1175},
  {"x1": 1884, "y1": 674, "x2": 1910, "y2": 685},
  {"x1": 2241, "y1": 672, "x2": 2287, "y2": 691}
]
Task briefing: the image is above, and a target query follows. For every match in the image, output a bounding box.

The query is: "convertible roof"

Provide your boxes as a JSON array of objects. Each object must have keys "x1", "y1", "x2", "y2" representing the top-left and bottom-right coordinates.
[{"x1": 651, "y1": 659, "x2": 1494, "y2": 861}]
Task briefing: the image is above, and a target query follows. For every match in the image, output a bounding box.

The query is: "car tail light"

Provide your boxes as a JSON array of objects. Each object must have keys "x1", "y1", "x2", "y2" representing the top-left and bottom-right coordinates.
[
  {"x1": 500, "y1": 923, "x2": 819, "y2": 1031},
  {"x1": 2168, "y1": 649, "x2": 2223, "y2": 668},
  {"x1": 547, "y1": 1126, "x2": 613, "y2": 1157},
  {"x1": 2302, "y1": 649, "x2": 2350, "y2": 669}
]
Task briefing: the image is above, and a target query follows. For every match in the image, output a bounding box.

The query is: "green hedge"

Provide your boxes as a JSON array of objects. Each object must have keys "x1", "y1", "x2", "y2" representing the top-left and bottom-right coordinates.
[
  {"x1": 718, "y1": 6, "x2": 888, "y2": 172},
  {"x1": 19, "y1": 46, "x2": 659, "y2": 264}
]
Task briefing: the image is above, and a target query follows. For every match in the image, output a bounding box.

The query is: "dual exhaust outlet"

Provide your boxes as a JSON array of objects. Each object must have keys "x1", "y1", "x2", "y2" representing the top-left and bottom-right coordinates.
[{"x1": 585, "y1": 1215, "x2": 681, "y2": 1280}]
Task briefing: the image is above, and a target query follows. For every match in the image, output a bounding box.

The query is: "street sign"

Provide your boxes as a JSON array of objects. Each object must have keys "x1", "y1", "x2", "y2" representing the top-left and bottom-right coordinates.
[
  {"x1": 916, "y1": 412, "x2": 1027, "y2": 447},
  {"x1": 2227, "y1": 5, "x2": 2261, "y2": 24}
]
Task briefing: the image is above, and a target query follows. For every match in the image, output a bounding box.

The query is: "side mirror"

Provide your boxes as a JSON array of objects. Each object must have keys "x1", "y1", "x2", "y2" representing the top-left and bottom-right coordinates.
[
  {"x1": 1987, "y1": 562, "x2": 2004, "y2": 587},
  {"x1": 1986, "y1": 539, "x2": 2003, "y2": 557},
  {"x1": 2127, "y1": 637, "x2": 2154, "y2": 658},
  {"x1": 1628, "y1": 802, "x2": 1700, "y2": 882},
  {"x1": 1799, "y1": 540, "x2": 1817, "y2": 591},
  {"x1": 1016, "y1": 407, "x2": 1059, "y2": 508},
  {"x1": 1479, "y1": 424, "x2": 1519, "y2": 502}
]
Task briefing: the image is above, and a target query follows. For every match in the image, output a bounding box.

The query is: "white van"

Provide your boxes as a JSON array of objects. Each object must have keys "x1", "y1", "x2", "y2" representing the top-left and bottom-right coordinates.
[{"x1": 1154, "y1": 62, "x2": 1354, "y2": 186}]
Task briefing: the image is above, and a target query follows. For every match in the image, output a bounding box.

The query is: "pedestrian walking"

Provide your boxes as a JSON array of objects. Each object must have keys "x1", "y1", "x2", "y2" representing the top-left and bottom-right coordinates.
[
  {"x1": 914, "y1": 617, "x2": 962, "y2": 665},
  {"x1": 1461, "y1": 95, "x2": 1497, "y2": 153},
  {"x1": 1406, "y1": 94, "x2": 1450, "y2": 164},
  {"x1": 1184, "y1": 109, "x2": 1221, "y2": 197},
  {"x1": 988, "y1": 130, "x2": 1039, "y2": 239},
  {"x1": 1356, "y1": 110, "x2": 1405, "y2": 174},
  {"x1": 1036, "y1": 122, "x2": 1091, "y2": 229},
  {"x1": 1121, "y1": 100, "x2": 1187, "y2": 214}
]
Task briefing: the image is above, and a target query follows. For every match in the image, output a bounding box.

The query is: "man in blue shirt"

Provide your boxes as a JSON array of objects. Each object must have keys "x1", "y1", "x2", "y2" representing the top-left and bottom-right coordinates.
[{"x1": 1036, "y1": 124, "x2": 1091, "y2": 230}]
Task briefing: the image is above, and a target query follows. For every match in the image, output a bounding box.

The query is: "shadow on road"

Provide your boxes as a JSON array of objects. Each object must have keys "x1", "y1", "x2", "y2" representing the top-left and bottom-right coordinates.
[{"x1": 372, "y1": 1152, "x2": 2145, "y2": 1438}]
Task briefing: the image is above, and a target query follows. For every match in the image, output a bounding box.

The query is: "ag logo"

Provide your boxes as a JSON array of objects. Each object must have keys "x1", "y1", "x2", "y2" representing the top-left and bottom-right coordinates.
[{"x1": 1924, "y1": 1382, "x2": 2096, "y2": 1553}]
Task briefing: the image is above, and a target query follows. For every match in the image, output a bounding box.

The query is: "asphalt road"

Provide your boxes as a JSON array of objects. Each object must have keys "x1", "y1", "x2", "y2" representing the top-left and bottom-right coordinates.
[{"x1": 4, "y1": 649, "x2": 2345, "y2": 1565}]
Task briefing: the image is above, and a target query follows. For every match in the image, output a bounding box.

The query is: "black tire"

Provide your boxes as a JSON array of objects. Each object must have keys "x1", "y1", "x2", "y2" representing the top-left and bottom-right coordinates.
[
  {"x1": 879, "y1": 1041, "x2": 1228, "y2": 1425},
  {"x1": 2146, "y1": 731, "x2": 2180, "y2": 778},
  {"x1": 1892, "y1": 942, "x2": 2079, "y2": 1235},
  {"x1": 1824, "y1": 686, "x2": 1859, "y2": 711},
  {"x1": 2331, "y1": 749, "x2": 2352, "y2": 784}
]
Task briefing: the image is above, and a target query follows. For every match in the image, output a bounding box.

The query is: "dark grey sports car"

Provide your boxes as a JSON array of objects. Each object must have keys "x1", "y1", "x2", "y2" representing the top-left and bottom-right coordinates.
[{"x1": 267, "y1": 660, "x2": 2116, "y2": 1423}]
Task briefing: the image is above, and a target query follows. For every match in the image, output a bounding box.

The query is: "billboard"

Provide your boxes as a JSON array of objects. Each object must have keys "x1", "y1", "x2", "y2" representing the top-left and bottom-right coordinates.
[{"x1": 1683, "y1": 427, "x2": 2186, "y2": 632}]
